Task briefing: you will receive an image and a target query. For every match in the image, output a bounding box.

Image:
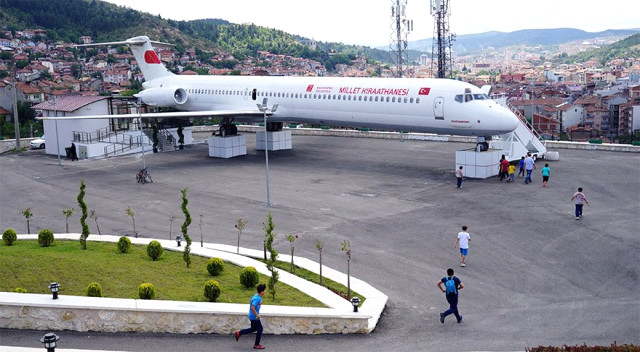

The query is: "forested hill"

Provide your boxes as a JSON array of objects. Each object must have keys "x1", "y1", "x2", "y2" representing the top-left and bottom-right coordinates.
[
  {"x1": 563, "y1": 33, "x2": 640, "y2": 64},
  {"x1": 0, "y1": 0, "x2": 392, "y2": 67}
]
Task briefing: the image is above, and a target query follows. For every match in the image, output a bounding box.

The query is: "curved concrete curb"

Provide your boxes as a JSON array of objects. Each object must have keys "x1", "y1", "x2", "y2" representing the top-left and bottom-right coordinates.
[{"x1": 2, "y1": 234, "x2": 387, "y2": 334}]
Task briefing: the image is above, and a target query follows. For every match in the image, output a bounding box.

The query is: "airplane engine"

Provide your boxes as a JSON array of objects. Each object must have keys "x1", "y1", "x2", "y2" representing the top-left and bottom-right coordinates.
[{"x1": 135, "y1": 87, "x2": 188, "y2": 107}]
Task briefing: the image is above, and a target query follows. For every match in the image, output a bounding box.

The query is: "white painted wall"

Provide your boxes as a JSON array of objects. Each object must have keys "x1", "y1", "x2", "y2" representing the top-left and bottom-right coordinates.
[{"x1": 42, "y1": 100, "x2": 110, "y2": 156}]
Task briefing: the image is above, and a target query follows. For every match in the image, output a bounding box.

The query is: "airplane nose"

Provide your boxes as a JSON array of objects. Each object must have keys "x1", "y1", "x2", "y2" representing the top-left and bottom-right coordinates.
[{"x1": 501, "y1": 108, "x2": 520, "y2": 132}]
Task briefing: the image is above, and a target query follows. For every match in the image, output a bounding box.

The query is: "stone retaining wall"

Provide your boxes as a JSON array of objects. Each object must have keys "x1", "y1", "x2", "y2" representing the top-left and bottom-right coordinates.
[{"x1": 0, "y1": 292, "x2": 368, "y2": 334}]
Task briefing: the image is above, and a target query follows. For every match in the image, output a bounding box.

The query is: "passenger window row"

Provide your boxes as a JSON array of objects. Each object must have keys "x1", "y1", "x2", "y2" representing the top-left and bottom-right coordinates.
[{"x1": 186, "y1": 88, "x2": 421, "y2": 104}]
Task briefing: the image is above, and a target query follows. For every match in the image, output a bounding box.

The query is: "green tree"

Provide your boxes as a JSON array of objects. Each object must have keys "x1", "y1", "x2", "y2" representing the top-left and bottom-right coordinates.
[
  {"x1": 341, "y1": 240, "x2": 352, "y2": 297},
  {"x1": 125, "y1": 206, "x2": 136, "y2": 237},
  {"x1": 180, "y1": 187, "x2": 192, "y2": 268},
  {"x1": 264, "y1": 213, "x2": 279, "y2": 301},
  {"x1": 21, "y1": 208, "x2": 33, "y2": 234},
  {"x1": 235, "y1": 218, "x2": 247, "y2": 254},
  {"x1": 77, "y1": 180, "x2": 90, "y2": 249},
  {"x1": 286, "y1": 234, "x2": 299, "y2": 274},
  {"x1": 62, "y1": 208, "x2": 74, "y2": 233},
  {"x1": 315, "y1": 239, "x2": 324, "y2": 286}
]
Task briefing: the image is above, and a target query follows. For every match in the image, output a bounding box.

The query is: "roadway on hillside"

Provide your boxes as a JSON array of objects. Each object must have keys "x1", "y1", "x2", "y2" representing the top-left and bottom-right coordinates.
[{"x1": 1, "y1": 133, "x2": 638, "y2": 351}]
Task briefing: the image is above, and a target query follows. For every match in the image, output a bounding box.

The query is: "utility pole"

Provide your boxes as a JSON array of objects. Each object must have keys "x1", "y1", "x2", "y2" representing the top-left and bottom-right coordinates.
[{"x1": 12, "y1": 55, "x2": 21, "y2": 149}]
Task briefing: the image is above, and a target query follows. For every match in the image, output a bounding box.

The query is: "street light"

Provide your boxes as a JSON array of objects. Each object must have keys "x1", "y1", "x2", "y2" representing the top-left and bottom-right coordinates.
[
  {"x1": 135, "y1": 98, "x2": 147, "y2": 170},
  {"x1": 256, "y1": 98, "x2": 279, "y2": 207},
  {"x1": 40, "y1": 332, "x2": 60, "y2": 352},
  {"x1": 351, "y1": 296, "x2": 360, "y2": 312},
  {"x1": 48, "y1": 282, "x2": 60, "y2": 299},
  {"x1": 175, "y1": 235, "x2": 182, "y2": 247}
]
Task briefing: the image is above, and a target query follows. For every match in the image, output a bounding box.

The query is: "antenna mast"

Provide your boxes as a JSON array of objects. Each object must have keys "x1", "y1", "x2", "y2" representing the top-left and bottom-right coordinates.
[
  {"x1": 390, "y1": 0, "x2": 413, "y2": 78},
  {"x1": 430, "y1": 0, "x2": 455, "y2": 78}
]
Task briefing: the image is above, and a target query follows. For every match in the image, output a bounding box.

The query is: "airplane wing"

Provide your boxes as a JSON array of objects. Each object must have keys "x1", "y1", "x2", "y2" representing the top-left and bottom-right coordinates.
[{"x1": 37, "y1": 109, "x2": 268, "y2": 120}]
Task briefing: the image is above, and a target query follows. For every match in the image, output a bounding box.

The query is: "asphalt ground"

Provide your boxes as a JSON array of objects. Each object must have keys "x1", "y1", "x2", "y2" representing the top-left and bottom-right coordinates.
[{"x1": 1, "y1": 133, "x2": 639, "y2": 351}]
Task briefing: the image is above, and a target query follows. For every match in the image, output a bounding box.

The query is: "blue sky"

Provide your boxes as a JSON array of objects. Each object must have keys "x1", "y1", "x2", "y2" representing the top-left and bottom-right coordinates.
[{"x1": 103, "y1": 0, "x2": 640, "y2": 47}]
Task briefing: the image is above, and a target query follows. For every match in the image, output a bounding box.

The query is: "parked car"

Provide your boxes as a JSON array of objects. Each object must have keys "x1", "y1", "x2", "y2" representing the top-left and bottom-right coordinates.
[{"x1": 30, "y1": 135, "x2": 45, "y2": 149}]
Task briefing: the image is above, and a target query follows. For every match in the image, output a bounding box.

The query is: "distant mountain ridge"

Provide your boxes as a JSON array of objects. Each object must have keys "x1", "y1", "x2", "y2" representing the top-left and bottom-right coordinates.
[{"x1": 407, "y1": 28, "x2": 640, "y2": 54}]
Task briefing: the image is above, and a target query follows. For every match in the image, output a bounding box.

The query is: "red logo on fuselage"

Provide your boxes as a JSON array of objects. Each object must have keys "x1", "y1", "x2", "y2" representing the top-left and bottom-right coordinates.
[
  {"x1": 306, "y1": 84, "x2": 314, "y2": 92},
  {"x1": 144, "y1": 50, "x2": 161, "y2": 64},
  {"x1": 418, "y1": 87, "x2": 431, "y2": 95}
]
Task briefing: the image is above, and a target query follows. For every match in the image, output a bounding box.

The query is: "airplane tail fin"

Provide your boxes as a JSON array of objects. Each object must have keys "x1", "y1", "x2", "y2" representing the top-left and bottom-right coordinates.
[
  {"x1": 125, "y1": 36, "x2": 174, "y2": 82},
  {"x1": 76, "y1": 36, "x2": 174, "y2": 82}
]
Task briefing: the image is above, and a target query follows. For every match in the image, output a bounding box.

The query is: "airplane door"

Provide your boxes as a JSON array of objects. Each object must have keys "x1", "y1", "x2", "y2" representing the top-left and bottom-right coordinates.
[{"x1": 434, "y1": 97, "x2": 444, "y2": 120}]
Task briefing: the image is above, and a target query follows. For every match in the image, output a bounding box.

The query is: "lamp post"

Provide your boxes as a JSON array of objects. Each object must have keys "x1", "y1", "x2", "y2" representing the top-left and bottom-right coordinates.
[
  {"x1": 175, "y1": 235, "x2": 182, "y2": 247},
  {"x1": 256, "y1": 98, "x2": 278, "y2": 207},
  {"x1": 11, "y1": 55, "x2": 21, "y2": 149},
  {"x1": 351, "y1": 296, "x2": 360, "y2": 312},
  {"x1": 136, "y1": 99, "x2": 147, "y2": 170},
  {"x1": 40, "y1": 332, "x2": 60, "y2": 352},
  {"x1": 48, "y1": 282, "x2": 60, "y2": 299}
]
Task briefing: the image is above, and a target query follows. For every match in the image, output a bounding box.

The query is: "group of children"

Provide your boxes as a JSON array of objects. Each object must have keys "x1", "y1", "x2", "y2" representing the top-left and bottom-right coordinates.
[{"x1": 455, "y1": 156, "x2": 551, "y2": 188}]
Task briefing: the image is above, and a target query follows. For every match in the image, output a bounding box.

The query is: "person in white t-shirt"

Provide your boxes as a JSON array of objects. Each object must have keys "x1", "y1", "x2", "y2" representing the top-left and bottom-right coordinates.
[{"x1": 454, "y1": 226, "x2": 471, "y2": 267}]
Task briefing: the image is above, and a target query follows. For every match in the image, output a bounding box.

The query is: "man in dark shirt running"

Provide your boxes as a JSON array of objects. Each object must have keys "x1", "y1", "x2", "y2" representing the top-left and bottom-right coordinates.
[{"x1": 436, "y1": 268, "x2": 464, "y2": 324}]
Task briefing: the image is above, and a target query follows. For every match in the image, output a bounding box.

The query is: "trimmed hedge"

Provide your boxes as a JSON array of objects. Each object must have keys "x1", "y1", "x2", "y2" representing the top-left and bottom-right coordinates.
[
  {"x1": 138, "y1": 283, "x2": 155, "y2": 299},
  {"x1": 38, "y1": 229, "x2": 54, "y2": 247},
  {"x1": 117, "y1": 236, "x2": 131, "y2": 253},
  {"x1": 207, "y1": 257, "x2": 225, "y2": 276},
  {"x1": 2, "y1": 228, "x2": 17, "y2": 246},
  {"x1": 86, "y1": 282, "x2": 103, "y2": 297},
  {"x1": 239, "y1": 266, "x2": 259, "y2": 288},
  {"x1": 146, "y1": 240, "x2": 163, "y2": 261},
  {"x1": 203, "y1": 279, "x2": 221, "y2": 302}
]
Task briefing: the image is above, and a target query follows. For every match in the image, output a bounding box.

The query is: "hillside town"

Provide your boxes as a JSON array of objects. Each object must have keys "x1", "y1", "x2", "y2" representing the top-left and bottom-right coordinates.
[{"x1": 1, "y1": 28, "x2": 639, "y2": 142}]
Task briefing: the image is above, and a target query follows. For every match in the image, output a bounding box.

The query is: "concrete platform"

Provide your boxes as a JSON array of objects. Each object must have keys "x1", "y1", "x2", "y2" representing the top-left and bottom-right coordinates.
[{"x1": 1, "y1": 134, "x2": 638, "y2": 351}]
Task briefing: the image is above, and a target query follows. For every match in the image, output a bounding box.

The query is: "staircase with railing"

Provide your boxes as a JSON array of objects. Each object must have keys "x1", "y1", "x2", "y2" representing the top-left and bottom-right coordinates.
[{"x1": 490, "y1": 98, "x2": 547, "y2": 160}]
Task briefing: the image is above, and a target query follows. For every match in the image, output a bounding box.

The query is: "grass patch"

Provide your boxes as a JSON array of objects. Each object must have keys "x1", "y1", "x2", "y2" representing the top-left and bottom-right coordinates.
[
  {"x1": 0, "y1": 240, "x2": 324, "y2": 307},
  {"x1": 271, "y1": 260, "x2": 365, "y2": 305}
]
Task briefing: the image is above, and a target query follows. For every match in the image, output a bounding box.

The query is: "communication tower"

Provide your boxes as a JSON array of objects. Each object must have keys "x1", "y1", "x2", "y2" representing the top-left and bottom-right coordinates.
[
  {"x1": 390, "y1": 0, "x2": 413, "y2": 78},
  {"x1": 430, "y1": 0, "x2": 455, "y2": 78}
]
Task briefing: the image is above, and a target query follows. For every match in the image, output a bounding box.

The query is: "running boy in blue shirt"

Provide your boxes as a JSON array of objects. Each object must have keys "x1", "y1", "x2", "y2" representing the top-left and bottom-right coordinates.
[
  {"x1": 541, "y1": 163, "x2": 550, "y2": 187},
  {"x1": 236, "y1": 283, "x2": 266, "y2": 349}
]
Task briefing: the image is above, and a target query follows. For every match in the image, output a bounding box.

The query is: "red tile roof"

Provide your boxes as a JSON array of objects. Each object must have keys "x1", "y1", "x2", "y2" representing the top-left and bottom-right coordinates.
[{"x1": 32, "y1": 96, "x2": 108, "y2": 112}]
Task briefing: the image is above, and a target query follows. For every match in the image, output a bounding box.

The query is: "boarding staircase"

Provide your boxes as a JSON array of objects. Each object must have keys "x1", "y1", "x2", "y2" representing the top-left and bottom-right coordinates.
[{"x1": 489, "y1": 98, "x2": 547, "y2": 160}]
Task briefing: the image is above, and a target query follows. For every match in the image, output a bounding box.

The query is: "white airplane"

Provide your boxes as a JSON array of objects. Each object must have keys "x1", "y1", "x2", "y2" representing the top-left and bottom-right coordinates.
[{"x1": 44, "y1": 36, "x2": 519, "y2": 150}]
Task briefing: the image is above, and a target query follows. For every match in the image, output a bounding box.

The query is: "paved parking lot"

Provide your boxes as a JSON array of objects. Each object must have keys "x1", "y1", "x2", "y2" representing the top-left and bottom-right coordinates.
[{"x1": 1, "y1": 133, "x2": 639, "y2": 351}]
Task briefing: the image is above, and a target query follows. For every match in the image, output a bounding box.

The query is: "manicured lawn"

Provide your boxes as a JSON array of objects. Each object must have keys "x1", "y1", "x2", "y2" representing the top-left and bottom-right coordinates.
[
  {"x1": 272, "y1": 260, "x2": 365, "y2": 305},
  {"x1": 0, "y1": 239, "x2": 324, "y2": 307}
]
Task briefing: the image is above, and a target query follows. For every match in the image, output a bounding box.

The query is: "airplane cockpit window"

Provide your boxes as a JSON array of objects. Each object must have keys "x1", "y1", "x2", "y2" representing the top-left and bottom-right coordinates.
[
  {"x1": 464, "y1": 94, "x2": 473, "y2": 102},
  {"x1": 455, "y1": 95, "x2": 463, "y2": 103},
  {"x1": 473, "y1": 94, "x2": 485, "y2": 100}
]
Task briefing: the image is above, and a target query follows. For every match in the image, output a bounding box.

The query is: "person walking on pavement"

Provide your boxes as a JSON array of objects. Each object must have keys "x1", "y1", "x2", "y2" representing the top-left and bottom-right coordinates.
[
  {"x1": 499, "y1": 154, "x2": 509, "y2": 181},
  {"x1": 236, "y1": 283, "x2": 266, "y2": 349},
  {"x1": 518, "y1": 156, "x2": 525, "y2": 177},
  {"x1": 437, "y1": 268, "x2": 464, "y2": 324},
  {"x1": 454, "y1": 225, "x2": 471, "y2": 267},
  {"x1": 524, "y1": 153, "x2": 536, "y2": 184},
  {"x1": 541, "y1": 163, "x2": 551, "y2": 187},
  {"x1": 455, "y1": 166, "x2": 464, "y2": 188},
  {"x1": 570, "y1": 187, "x2": 589, "y2": 220}
]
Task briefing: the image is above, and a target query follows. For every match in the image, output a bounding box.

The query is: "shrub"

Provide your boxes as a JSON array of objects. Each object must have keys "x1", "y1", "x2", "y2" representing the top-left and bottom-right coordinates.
[
  {"x1": 117, "y1": 236, "x2": 131, "y2": 253},
  {"x1": 146, "y1": 240, "x2": 163, "y2": 261},
  {"x1": 207, "y1": 257, "x2": 225, "y2": 276},
  {"x1": 86, "y1": 282, "x2": 103, "y2": 297},
  {"x1": 240, "y1": 266, "x2": 259, "y2": 288},
  {"x1": 38, "y1": 229, "x2": 54, "y2": 247},
  {"x1": 203, "y1": 279, "x2": 221, "y2": 302},
  {"x1": 13, "y1": 287, "x2": 27, "y2": 293},
  {"x1": 2, "y1": 228, "x2": 17, "y2": 246},
  {"x1": 138, "y1": 283, "x2": 155, "y2": 299}
]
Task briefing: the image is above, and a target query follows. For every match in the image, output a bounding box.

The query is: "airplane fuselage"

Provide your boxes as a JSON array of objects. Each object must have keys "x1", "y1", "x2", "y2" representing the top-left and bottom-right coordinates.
[{"x1": 143, "y1": 75, "x2": 519, "y2": 136}]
